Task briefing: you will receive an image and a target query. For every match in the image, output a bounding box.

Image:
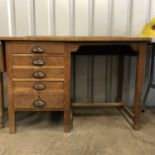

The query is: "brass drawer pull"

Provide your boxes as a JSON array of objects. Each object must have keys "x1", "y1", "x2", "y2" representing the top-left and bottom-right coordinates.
[
  {"x1": 32, "y1": 46, "x2": 45, "y2": 53},
  {"x1": 33, "y1": 71, "x2": 46, "y2": 78},
  {"x1": 33, "y1": 97, "x2": 46, "y2": 107},
  {"x1": 33, "y1": 83, "x2": 46, "y2": 90},
  {"x1": 32, "y1": 59, "x2": 45, "y2": 66}
]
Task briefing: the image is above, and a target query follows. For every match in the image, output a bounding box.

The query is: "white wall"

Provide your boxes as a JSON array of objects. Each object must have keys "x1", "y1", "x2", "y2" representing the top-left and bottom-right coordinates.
[
  {"x1": 0, "y1": 0, "x2": 155, "y2": 106},
  {"x1": 0, "y1": 0, "x2": 155, "y2": 36}
]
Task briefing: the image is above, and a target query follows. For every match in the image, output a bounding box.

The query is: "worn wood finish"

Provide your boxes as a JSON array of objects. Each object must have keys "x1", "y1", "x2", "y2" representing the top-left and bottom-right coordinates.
[
  {"x1": 0, "y1": 36, "x2": 151, "y2": 42},
  {"x1": 14, "y1": 92, "x2": 64, "y2": 109},
  {"x1": 6, "y1": 43, "x2": 16, "y2": 133},
  {"x1": 5, "y1": 41, "x2": 67, "y2": 133},
  {"x1": 64, "y1": 44, "x2": 71, "y2": 132},
  {"x1": 13, "y1": 78, "x2": 65, "y2": 82},
  {"x1": 68, "y1": 41, "x2": 149, "y2": 130},
  {"x1": 13, "y1": 68, "x2": 64, "y2": 79},
  {"x1": 67, "y1": 43, "x2": 139, "y2": 53},
  {"x1": 12, "y1": 55, "x2": 64, "y2": 66},
  {"x1": 133, "y1": 44, "x2": 147, "y2": 130},
  {"x1": 67, "y1": 39, "x2": 148, "y2": 130},
  {"x1": 0, "y1": 43, "x2": 4, "y2": 72},
  {"x1": 11, "y1": 42, "x2": 65, "y2": 54},
  {"x1": 73, "y1": 102, "x2": 123, "y2": 107},
  {"x1": 1, "y1": 36, "x2": 150, "y2": 133},
  {"x1": 13, "y1": 81, "x2": 64, "y2": 92}
]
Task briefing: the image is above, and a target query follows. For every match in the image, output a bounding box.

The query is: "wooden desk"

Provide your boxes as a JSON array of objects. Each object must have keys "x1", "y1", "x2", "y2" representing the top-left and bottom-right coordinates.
[{"x1": 0, "y1": 36, "x2": 151, "y2": 133}]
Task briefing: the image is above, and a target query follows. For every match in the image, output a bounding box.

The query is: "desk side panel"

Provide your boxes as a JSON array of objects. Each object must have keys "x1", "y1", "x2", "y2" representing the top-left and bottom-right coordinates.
[{"x1": 0, "y1": 42, "x2": 4, "y2": 72}]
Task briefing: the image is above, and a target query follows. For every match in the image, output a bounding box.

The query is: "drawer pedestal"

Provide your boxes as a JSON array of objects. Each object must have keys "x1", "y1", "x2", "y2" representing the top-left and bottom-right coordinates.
[{"x1": 6, "y1": 42, "x2": 71, "y2": 133}]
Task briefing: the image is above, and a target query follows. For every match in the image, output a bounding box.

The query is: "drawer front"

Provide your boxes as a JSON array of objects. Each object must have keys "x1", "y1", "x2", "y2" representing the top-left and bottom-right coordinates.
[
  {"x1": 14, "y1": 92, "x2": 64, "y2": 109},
  {"x1": 13, "y1": 68, "x2": 64, "y2": 79},
  {"x1": 11, "y1": 42, "x2": 65, "y2": 54},
  {"x1": 13, "y1": 81, "x2": 64, "y2": 92},
  {"x1": 12, "y1": 55, "x2": 64, "y2": 66}
]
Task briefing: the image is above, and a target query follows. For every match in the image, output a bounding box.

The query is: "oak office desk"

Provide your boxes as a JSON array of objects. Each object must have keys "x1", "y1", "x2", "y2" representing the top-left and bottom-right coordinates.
[{"x1": 0, "y1": 36, "x2": 151, "y2": 133}]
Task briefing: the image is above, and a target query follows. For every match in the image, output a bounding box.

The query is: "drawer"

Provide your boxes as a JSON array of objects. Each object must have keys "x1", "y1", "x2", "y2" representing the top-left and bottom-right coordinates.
[
  {"x1": 13, "y1": 68, "x2": 64, "y2": 79},
  {"x1": 12, "y1": 55, "x2": 64, "y2": 66},
  {"x1": 11, "y1": 42, "x2": 65, "y2": 54},
  {"x1": 13, "y1": 81, "x2": 64, "y2": 92},
  {"x1": 13, "y1": 92, "x2": 64, "y2": 109}
]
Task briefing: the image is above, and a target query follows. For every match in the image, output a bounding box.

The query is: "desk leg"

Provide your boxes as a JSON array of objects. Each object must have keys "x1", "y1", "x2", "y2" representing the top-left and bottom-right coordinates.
[
  {"x1": 133, "y1": 44, "x2": 147, "y2": 130},
  {"x1": 0, "y1": 72, "x2": 4, "y2": 128},
  {"x1": 116, "y1": 55, "x2": 124, "y2": 102},
  {"x1": 64, "y1": 48, "x2": 72, "y2": 132}
]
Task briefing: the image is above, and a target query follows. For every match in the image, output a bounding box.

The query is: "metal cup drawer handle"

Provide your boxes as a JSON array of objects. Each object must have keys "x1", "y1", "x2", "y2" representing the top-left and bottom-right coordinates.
[
  {"x1": 33, "y1": 83, "x2": 46, "y2": 90},
  {"x1": 32, "y1": 59, "x2": 45, "y2": 66},
  {"x1": 33, "y1": 71, "x2": 46, "y2": 78},
  {"x1": 33, "y1": 98, "x2": 46, "y2": 107},
  {"x1": 32, "y1": 46, "x2": 45, "y2": 53}
]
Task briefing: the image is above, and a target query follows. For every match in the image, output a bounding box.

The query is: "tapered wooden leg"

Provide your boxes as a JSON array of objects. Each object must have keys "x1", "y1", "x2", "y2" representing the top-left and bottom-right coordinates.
[
  {"x1": 116, "y1": 55, "x2": 124, "y2": 102},
  {"x1": 133, "y1": 44, "x2": 147, "y2": 130},
  {"x1": 64, "y1": 45, "x2": 72, "y2": 132},
  {"x1": 0, "y1": 73, "x2": 4, "y2": 128},
  {"x1": 6, "y1": 43, "x2": 16, "y2": 133}
]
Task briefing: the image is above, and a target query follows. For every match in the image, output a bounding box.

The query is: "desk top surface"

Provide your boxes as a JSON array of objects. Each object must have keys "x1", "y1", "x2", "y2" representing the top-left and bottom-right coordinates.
[{"x1": 0, "y1": 36, "x2": 151, "y2": 42}]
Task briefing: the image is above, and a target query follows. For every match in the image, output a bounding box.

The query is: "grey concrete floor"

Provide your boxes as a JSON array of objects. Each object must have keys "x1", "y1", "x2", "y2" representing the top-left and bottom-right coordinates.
[{"x1": 0, "y1": 108, "x2": 155, "y2": 155}]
